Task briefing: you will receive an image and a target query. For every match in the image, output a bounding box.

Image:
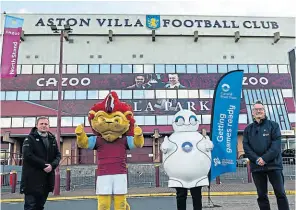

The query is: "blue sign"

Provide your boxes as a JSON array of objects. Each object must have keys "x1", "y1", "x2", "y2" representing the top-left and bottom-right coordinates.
[
  {"x1": 146, "y1": 15, "x2": 160, "y2": 29},
  {"x1": 182, "y1": 142, "x2": 193, "y2": 153},
  {"x1": 210, "y1": 70, "x2": 244, "y2": 181}
]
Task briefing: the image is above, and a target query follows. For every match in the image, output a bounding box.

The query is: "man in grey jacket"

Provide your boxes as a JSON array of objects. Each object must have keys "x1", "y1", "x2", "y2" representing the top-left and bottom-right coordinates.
[{"x1": 243, "y1": 101, "x2": 290, "y2": 210}]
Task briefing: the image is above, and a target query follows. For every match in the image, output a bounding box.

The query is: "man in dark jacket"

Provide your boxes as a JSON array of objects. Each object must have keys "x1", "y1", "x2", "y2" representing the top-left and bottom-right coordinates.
[
  {"x1": 21, "y1": 116, "x2": 61, "y2": 210},
  {"x1": 243, "y1": 101, "x2": 290, "y2": 210}
]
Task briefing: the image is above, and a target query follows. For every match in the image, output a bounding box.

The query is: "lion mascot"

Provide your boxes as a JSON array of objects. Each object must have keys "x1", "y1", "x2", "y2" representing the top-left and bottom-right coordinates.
[{"x1": 75, "y1": 91, "x2": 144, "y2": 210}]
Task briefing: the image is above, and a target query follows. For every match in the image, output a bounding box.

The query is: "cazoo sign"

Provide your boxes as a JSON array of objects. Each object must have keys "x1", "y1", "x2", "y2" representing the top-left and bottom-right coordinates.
[{"x1": 37, "y1": 77, "x2": 91, "y2": 87}]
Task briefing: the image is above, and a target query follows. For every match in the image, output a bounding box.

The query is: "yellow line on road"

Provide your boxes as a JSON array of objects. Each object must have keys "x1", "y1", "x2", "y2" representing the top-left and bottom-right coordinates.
[{"x1": 1, "y1": 190, "x2": 295, "y2": 203}]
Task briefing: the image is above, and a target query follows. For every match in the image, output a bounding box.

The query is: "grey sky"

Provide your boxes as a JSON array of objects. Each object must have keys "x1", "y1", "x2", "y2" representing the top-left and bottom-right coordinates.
[{"x1": 1, "y1": 0, "x2": 296, "y2": 17}]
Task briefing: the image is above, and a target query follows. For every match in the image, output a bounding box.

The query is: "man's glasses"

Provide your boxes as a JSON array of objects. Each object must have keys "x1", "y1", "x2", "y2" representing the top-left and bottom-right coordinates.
[{"x1": 253, "y1": 108, "x2": 264, "y2": 112}]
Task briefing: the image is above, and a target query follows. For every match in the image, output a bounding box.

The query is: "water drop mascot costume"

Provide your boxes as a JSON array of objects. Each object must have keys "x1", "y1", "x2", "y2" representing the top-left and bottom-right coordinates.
[
  {"x1": 160, "y1": 109, "x2": 214, "y2": 210},
  {"x1": 75, "y1": 91, "x2": 144, "y2": 210}
]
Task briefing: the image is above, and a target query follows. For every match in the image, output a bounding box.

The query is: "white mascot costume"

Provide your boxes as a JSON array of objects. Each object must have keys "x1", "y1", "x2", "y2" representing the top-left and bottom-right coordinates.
[{"x1": 161, "y1": 109, "x2": 214, "y2": 189}]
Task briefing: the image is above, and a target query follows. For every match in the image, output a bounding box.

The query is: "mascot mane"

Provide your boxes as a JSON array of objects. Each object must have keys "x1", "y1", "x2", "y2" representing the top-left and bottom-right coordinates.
[{"x1": 88, "y1": 91, "x2": 135, "y2": 136}]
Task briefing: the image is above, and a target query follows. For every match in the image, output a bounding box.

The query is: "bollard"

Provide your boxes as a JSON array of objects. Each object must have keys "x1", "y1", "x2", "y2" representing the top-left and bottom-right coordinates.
[
  {"x1": 216, "y1": 176, "x2": 221, "y2": 184},
  {"x1": 10, "y1": 171, "x2": 17, "y2": 193},
  {"x1": 66, "y1": 168, "x2": 71, "y2": 191},
  {"x1": 247, "y1": 161, "x2": 252, "y2": 183},
  {"x1": 155, "y1": 164, "x2": 160, "y2": 187}
]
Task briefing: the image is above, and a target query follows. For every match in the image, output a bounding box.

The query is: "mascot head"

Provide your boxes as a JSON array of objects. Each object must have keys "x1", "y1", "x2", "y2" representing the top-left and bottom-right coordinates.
[
  {"x1": 172, "y1": 109, "x2": 200, "y2": 132},
  {"x1": 88, "y1": 91, "x2": 135, "y2": 142}
]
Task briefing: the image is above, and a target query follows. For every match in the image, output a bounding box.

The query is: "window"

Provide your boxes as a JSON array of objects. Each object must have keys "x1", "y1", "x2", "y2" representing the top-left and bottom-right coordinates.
[
  {"x1": 258, "y1": 65, "x2": 268, "y2": 73},
  {"x1": 199, "y1": 90, "x2": 210, "y2": 98},
  {"x1": 197, "y1": 65, "x2": 207, "y2": 73},
  {"x1": 188, "y1": 90, "x2": 199, "y2": 98},
  {"x1": 67, "y1": 65, "x2": 77, "y2": 74},
  {"x1": 177, "y1": 90, "x2": 188, "y2": 98},
  {"x1": 278, "y1": 65, "x2": 288, "y2": 73},
  {"x1": 248, "y1": 65, "x2": 258, "y2": 73},
  {"x1": 11, "y1": 117, "x2": 24, "y2": 127},
  {"x1": 6, "y1": 91, "x2": 17, "y2": 100},
  {"x1": 111, "y1": 90, "x2": 121, "y2": 99},
  {"x1": 239, "y1": 114, "x2": 248, "y2": 124},
  {"x1": 1, "y1": 91, "x2": 5, "y2": 101},
  {"x1": 99, "y1": 90, "x2": 109, "y2": 99},
  {"x1": 166, "y1": 90, "x2": 177, "y2": 98},
  {"x1": 228, "y1": 64, "x2": 238, "y2": 71},
  {"x1": 49, "y1": 117, "x2": 57, "y2": 127},
  {"x1": 121, "y1": 90, "x2": 133, "y2": 99},
  {"x1": 167, "y1": 115, "x2": 175, "y2": 124},
  {"x1": 17, "y1": 65, "x2": 21, "y2": 74},
  {"x1": 144, "y1": 65, "x2": 154, "y2": 73},
  {"x1": 52, "y1": 91, "x2": 58, "y2": 100},
  {"x1": 155, "y1": 90, "x2": 166, "y2": 98},
  {"x1": 282, "y1": 89, "x2": 293, "y2": 97},
  {"x1": 155, "y1": 64, "x2": 165, "y2": 73},
  {"x1": 61, "y1": 117, "x2": 72, "y2": 127},
  {"x1": 111, "y1": 65, "x2": 121, "y2": 74},
  {"x1": 166, "y1": 65, "x2": 175, "y2": 73},
  {"x1": 133, "y1": 65, "x2": 143, "y2": 73},
  {"x1": 186, "y1": 65, "x2": 196, "y2": 73},
  {"x1": 157, "y1": 116, "x2": 168, "y2": 125},
  {"x1": 134, "y1": 116, "x2": 144, "y2": 125},
  {"x1": 41, "y1": 91, "x2": 52, "y2": 100},
  {"x1": 218, "y1": 65, "x2": 227, "y2": 73},
  {"x1": 29, "y1": 91, "x2": 40, "y2": 100},
  {"x1": 44, "y1": 65, "x2": 55, "y2": 74},
  {"x1": 87, "y1": 90, "x2": 98, "y2": 99},
  {"x1": 85, "y1": 116, "x2": 90, "y2": 126},
  {"x1": 75, "y1": 90, "x2": 87, "y2": 100},
  {"x1": 122, "y1": 65, "x2": 132, "y2": 73},
  {"x1": 144, "y1": 116, "x2": 155, "y2": 125},
  {"x1": 33, "y1": 65, "x2": 43, "y2": 74},
  {"x1": 17, "y1": 91, "x2": 29, "y2": 100},
  {"x1": 22, "y1": 65, "x2": 33, "y2": 74},
  {"x1": 133, "y1": 90, "x2": 144, "y2": 99},
  {"x1": 144, "y1": 90, "x2": 154, "y2": 99},
  {"x1": 24, "y1": 117, "x2": 36, "y2": 127},
  {"x1": 76, "y1": 91, "x2": 87, "y2": 99},
  {"x1": 55, "y1": 64, "x2": 66, "y2": 74},
  {"x1": 268, "y1": 65, "x2": 278, "y2": 73},
  {"x1": 89, "y1": 65, "x2": 99, "y2": 73},
  {"x1": 238, "y1": 64, "x2": 248, "y2": 73},
  {"x1": 100, "y1": 64, "x2": 110, "y2": 74},
  {"x1": 1, "y1": 118, "x2": 11, "y2": 128},
  {"x1": 209, "y1": 90, "x2": 214, "y2": 98},
  {"x1": 64, "y1": 91, "x2": 75, "y2": 100},
  {"x1": 288, "y1": 113, "x2": 295, "y2": 123},
  {"x1": 208, "y1": 65, "x2": 217, "y2": 73},
  {"x1": 202, "y1": 115, "x2": 211, "y2": 124},
  {"x1": 73, "y1": 117, "x2": 84, "y2": 126},
  {"x1": 78, "y1": 65, "x2": 88, "y2": 73},
  {"x1": 176, "y1": 65, "x2": 186, "y2": 73}
]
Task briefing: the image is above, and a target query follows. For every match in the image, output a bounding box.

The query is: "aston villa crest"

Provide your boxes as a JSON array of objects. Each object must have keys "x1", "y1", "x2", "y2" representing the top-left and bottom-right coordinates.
[{"x1": 146, "y1": 15, "x2": 160, "y2": 29}]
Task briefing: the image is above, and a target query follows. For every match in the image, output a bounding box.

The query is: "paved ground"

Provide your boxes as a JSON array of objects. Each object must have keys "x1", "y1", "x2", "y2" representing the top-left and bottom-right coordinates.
[
  {"x1": 2, "y1": 180, "x2": 295, "y2": 200},
  {"x1": 1, "y1": 196, "x2": 295, "y2": 210}
]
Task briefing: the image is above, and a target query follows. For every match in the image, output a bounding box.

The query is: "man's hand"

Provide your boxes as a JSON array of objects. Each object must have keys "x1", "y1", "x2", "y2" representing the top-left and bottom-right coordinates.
[
  {"x1": 257, "y1": 157, "x2": 265, "y2": 166},
  {"x1": 44, "y1": 164, "x2": 52, "y2": 173}
]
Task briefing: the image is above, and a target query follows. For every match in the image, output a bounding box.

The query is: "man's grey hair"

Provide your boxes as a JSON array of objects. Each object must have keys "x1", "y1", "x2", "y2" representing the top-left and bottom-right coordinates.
[
  {"x1": 252, "y1": 100, "x2": 265, "y2": 110},
  {"x1": 36, "y1": 116, "x2": 50, "y2": 125}
]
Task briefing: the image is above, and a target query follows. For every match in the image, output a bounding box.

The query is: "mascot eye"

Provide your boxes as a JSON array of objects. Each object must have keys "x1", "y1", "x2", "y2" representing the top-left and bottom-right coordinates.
[
  {"x1": 175, "y1": 116, "x2": 185, "y2": 126},
  {"x1": 189, "y1": 115, "x2": 198, "y2": 125}
]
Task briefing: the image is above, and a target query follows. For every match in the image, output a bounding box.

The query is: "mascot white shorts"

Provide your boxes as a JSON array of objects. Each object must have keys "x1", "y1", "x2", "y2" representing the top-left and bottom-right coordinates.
[{"x1": 96, "y1": 174, "x2": 128, "y2": 195}]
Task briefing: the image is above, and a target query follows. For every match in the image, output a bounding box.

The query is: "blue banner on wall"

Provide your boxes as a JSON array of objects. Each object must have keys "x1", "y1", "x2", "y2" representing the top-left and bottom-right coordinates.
[{"x1": 210, "y1": 70, "x2": 244, "y2": 181}]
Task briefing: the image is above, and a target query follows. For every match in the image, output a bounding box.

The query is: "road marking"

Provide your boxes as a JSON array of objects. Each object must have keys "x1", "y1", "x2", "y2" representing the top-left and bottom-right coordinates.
[{"x1": 1, "y1": 190, "x2": 295, "y2": 203}]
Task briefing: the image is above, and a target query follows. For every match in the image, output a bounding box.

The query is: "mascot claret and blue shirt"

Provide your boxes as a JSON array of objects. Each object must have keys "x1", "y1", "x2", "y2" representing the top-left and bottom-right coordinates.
[{"x1": 75, "y1": 91, "x2": 144, "y2": 210}]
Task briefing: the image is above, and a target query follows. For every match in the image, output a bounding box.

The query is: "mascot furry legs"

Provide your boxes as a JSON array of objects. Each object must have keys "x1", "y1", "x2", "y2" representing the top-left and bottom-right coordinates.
[{"x1": 75, "y1": 92, "x2": 144, "y2": 210}]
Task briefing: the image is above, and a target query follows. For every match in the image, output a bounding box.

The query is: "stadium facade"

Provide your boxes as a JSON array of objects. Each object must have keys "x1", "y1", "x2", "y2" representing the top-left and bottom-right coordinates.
[{"x1": 1, "y1": 14, "x2": 295, "y2": 164}]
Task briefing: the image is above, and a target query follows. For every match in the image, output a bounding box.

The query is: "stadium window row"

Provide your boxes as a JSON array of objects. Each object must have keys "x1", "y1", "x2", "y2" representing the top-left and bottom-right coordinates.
[
  {"x1": 16, "y1": 64, "x2": 290, "y2": 74},
  {"x1": 1, "y1": 89, "x2": 219, "y2": 100},
  {"x1": 0, "y1": 114, "x2": 249, "y2": 128}
]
